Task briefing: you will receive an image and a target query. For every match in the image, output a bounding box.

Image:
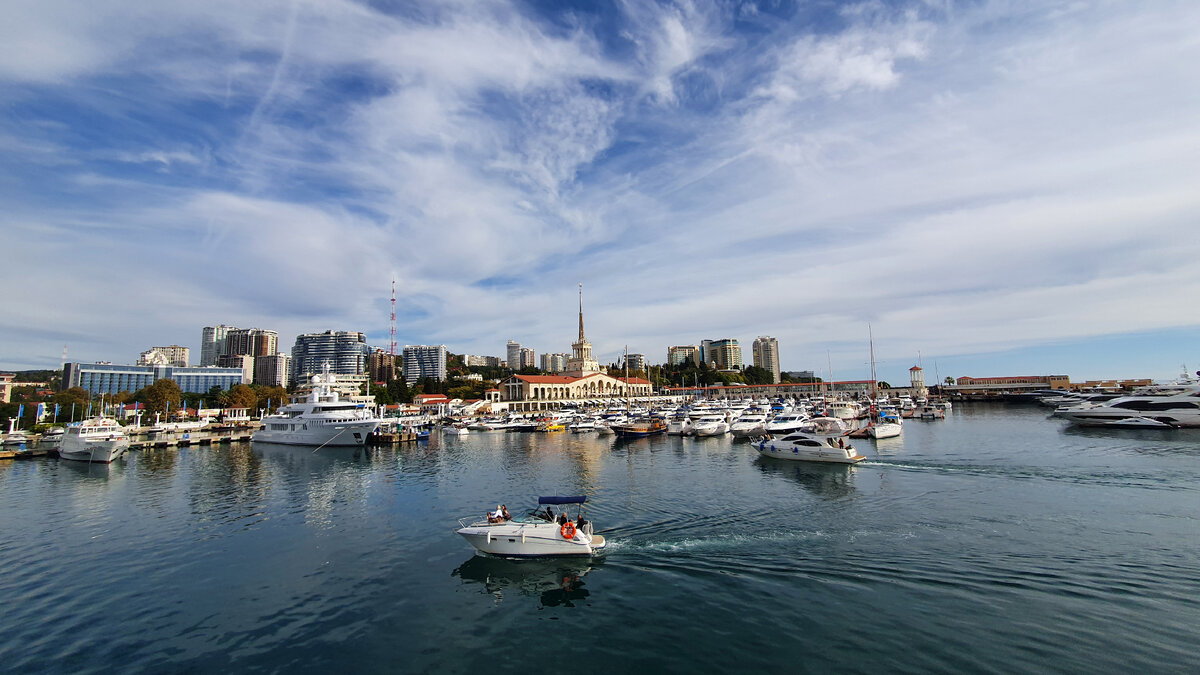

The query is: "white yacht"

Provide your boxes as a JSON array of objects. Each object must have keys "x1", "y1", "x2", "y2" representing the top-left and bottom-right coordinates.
[
  {"x1": 691, "y1": 414, "x2": 730, "y2": 437},
  {"x1": 3, "y1": 419, "x2": 30, "y2": 446},
  {"x1": 730, "y1": 411, "x2": 768, "y2": 437},
  {"x1": 764, "y1": 412, "x2": 810, "y2": 434},
  {"x1": 1053, "y1": 381, "x2": 1200, "y2": 427},
  {"x1": 58, "y1": 417, "x2": 130, "y2": 463},
  {"x1": 456, "y1": 496, "x2": 606, "y2": 557},
  {"x1": 253, "y1": 365, "x2": 383, "y2": 447},
  {"x1": 665, "y1": 414, "x2": 692, "y2": 436},
  {"x1": 824, "y1": 400, "x2": 861, "y2": 420},
  {"x1": 755, "y1": 417, "x2": 865, "y2": 464}
]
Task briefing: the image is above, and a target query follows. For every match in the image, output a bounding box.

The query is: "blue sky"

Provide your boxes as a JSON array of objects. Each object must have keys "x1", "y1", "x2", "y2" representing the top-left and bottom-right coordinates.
[{"x1": 1, "y1": 0, "x2": 1197, "y2": 385}]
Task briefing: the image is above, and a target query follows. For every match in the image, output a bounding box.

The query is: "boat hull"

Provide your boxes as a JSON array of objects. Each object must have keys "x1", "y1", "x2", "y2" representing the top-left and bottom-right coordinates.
[
  {"x1": 252, "y1": 420, "x2": 379, "y2": 446},
  {"x1": 59, "y1": 438, "x2": 129, "y2": 463},
  {"x1": 755, "y1": 439, "x2": 865, "y2": 464},
  {"x1": 868, "y1": 423, "x2": 902, "y2": 439},
  {"x1": 457, "y1": 523, "x2": 605, "y2": 557}
]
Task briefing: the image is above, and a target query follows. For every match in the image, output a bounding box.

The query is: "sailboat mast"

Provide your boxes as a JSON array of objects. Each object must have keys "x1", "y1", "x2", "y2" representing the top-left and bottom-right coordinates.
[{"x1": 869, "y1": 324, "x2": 877, "y2": 399}]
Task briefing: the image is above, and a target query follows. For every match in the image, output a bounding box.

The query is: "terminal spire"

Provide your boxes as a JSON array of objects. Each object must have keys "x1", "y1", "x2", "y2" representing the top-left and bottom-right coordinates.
[{"x1": 578, "y1": 282, "x2": 585, "y2": 342}]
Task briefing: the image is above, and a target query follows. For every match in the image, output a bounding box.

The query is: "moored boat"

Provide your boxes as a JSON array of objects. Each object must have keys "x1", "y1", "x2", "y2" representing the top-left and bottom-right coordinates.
[
  {"x1": 59, "y1": 417, "x2": 130, "y2": 463},
  {"x1": 611, "y1": 418, "x2": 667, "y2": 438},
  {"x1": 253, "y1": 363, "x2": 383, "y2": 447}
]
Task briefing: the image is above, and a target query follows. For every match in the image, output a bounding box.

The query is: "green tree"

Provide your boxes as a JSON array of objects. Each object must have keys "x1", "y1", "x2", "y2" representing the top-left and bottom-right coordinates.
[
  {"x1": 226, "y1": 384, "x2": 257, "y2": 411},
  {"x1": 256, "y1": 386, "x2": 290, "y2": 413},
  {"x1": 140, "y1": 379, "x2": 182, "y2": 419},
  {"x1": 742, "y1": 365, "x2": 774, "y2": 385}
]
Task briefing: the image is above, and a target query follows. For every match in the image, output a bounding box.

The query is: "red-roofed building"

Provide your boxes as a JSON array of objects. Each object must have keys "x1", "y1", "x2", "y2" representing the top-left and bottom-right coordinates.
[{"x1": 501, "y1": 372, "x2": 652, "y2": 411}]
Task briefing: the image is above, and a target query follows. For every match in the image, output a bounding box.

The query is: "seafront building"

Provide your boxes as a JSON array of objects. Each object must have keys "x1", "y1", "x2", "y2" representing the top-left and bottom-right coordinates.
[
  {"x1": 0, "y1": 373, "x2": 13, "y2": 403},
  {"x1": 500, "y1": 285, "x2": 650, "y2": 411},
  {"x1": 138, "y1": 345, "x2": 190, "y2": 368},
  {"x1": 225, "y1": 328, "x2": 278, "y2": 359},
  {"x1": 291, "y1": 330, "x2": 370, "y2": 381},
  {"x1": 752, "y1": 337, "x2": 781, "y2": 384},
  {"x1": 217, "y1": 354, "x2": 255, "y2": 384},
  {"x1": 62, "y1": 362, "x2": 244, "y2": 395},
  {"x1": 403, "y1": 345, "x2": 448, "y2": 382}
]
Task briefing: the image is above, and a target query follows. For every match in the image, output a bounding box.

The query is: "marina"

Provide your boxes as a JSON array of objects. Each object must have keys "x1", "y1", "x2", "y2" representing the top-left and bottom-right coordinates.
[{"x1": 0, "y1": 402, "x2": 1196, "y2": 672}]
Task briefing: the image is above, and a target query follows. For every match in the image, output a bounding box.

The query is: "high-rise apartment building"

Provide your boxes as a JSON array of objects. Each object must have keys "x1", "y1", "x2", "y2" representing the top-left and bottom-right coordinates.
[
  {"x1": 254, "y1": 353, "x2": 291, "y2": 388},
  {"x1": 138, "y1": 345, "x2": 189, "y2": 368},
  {"x1": 225, "y1": 328, "x2": 277, "y2": 358},
  {"x1": 466, "y1": 355, "x2": 502, "y2": 368},
  {"x1": 216, "y1": 354, "x2": 255, "y2": 384},
  {"x1": 520, "y1": 348, "x2": 536, "y2": 370},
  {"x1": 506, "y1": 340, "x2": 522, "y2": 370},
  {"x1": 667, "y1": 345, "x2": 700, "y2": 366},
  {"x1": 626, "y1": 353, "x2": 646, "y2": 372},
  {"x1": 699, "y1": 339, "x2": 714, "y2": 366},
  {"x1": 200, "y1": 325, "x2": 234, "y2": 366},
  {"x1": 752, "y1": 336, "x2": 781, "y2": 384},
  {"x1": 540, "y1": 352, "x2": 569, "y2": 373},
  {"x1": 403, "y1": 345, "x2": 447, "y2": 382},
  {"x1": 368, "y1": 349, "x2": 397, "y2": 382},
  {"x1": 709, "y1": 338, "x2": 742, "y2": 371},
  {"x1": 291, "y1": 330, "x2": 370, "y2": 381}
]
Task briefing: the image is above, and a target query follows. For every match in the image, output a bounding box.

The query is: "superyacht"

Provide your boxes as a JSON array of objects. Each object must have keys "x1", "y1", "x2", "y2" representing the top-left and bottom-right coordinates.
[{"x1": 253, "y1": 364, "x2": 384, "y2": 446}]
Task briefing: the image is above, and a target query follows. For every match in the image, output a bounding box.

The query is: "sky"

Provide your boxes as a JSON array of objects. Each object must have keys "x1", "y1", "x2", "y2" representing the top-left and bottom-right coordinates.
[{"x1": 1, "y1": 0, "x2": 1198, "y2": 386}]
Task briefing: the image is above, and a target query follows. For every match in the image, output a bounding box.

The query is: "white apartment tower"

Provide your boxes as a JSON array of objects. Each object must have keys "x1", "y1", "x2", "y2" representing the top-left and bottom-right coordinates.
[
  {"x1": 752, "y1": 336, "x2": 781, "y2": 384},
  {"x1": 403, "y1": 345, "x2": 448, "y2": 382}
]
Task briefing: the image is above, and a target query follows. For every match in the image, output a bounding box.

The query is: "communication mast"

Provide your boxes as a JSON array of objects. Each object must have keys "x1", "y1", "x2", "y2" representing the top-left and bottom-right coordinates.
[{"x1": 389, "y1": 278, "x2": 397, "y2": 358}]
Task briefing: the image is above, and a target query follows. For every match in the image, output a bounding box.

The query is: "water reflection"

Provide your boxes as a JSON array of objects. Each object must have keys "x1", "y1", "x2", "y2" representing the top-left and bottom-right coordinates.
[
  {"x1": 58, "y1": 458, "x2": 122, "y2": 481},
  {"x1": 754, "y1": 457, "x2": 856, "y2": 499},
  {"x1": 452, "y1": 554, "x2": 599, "y2": 608}
]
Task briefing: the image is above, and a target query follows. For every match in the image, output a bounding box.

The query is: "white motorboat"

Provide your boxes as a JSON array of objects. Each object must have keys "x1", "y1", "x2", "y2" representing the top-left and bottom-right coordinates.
[
  {"x1": 443, "y1": 424, "x2": 471, "y2": 436},
  {"x1": 730, "y1": 412, "x2": 768, "y2": 437},
  {"x1": 568, "y1": 420, "x2": 597, "y2": 433},
  {"x1": 755, "y1": 417, "x2": 865, "y2": 464},
  {"x1": 456, "y1": 496, "x2": 607, "y2": 557},
  {"x1": 58, "y1": 417, "x2": 130, "y2": 463},
  {"x1": 252, "y1": 363, "x2": 383, "y2": 447},
  {"x1": 867, "y1": 413, "x2": 903, "y2": 439},
  {"x1": 691, "y1": 414, "x2": 730, "y2": 437},
  {"x1": 764, "y1": 413, "x2": 810, "y2": 434},
  {"x1": 665, "y1": 414, "x2": 691, "y2": 436},
  {"x1": 40, "y1": 427, "x2": 65, "y2": 446},
  {"x1": 1053, "y1": 380, "x2": 1200, "y2": 427},
  {"x1": 3, "y1": 419, "x2": 31, "y2": 446}
]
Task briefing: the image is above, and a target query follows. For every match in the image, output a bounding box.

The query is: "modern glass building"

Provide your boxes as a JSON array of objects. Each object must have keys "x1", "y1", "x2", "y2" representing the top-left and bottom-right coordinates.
[
  {"x1": 290, "y1": 330, "x2": 370, "y2": 381},
  {"x1": 402, "y1": 345, "x2": 447, "y2": 382},
  {"x1": 200, "y1": 325, "x2": 235, "y2": 367},
  {"x1": 62, "y1": 363, "x2": 245, "y2": 395}
]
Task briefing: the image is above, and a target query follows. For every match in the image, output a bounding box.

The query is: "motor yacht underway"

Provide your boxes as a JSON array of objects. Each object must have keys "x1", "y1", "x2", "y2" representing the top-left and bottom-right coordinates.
[
  {"x1": 755, "y1": 417, "x2": 865, "y2": 464},
  {"x1": 253, "y1": 364, "x2": 384, "y2": 446},
  {"x1": 456, "y1": 496, "x2": 606, "y2": 557},
  {"x1": 1053, "y1": 379, "x2": 1200, "y2": 427},
  {"x1": 58, "y1": 417, "x2": 130, "y2": 463}
]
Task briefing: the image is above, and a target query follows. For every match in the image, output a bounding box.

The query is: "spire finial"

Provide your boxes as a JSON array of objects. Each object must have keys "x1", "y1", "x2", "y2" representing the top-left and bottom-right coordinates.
[{"x1": 577, "y1": 282, "x2": 585, "y2": 341}]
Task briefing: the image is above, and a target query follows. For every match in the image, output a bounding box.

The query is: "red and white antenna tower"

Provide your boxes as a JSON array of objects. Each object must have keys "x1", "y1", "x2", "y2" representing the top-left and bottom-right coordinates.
[{"x1": 389, "y1": 277, "x2": 397, "y2": 358}]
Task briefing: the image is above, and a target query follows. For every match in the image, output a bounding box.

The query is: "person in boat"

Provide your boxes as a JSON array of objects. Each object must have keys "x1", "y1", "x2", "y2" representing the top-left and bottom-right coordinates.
[
  {"x1": 501, "y1": 505, "x2": 511, "y2": 521},
  {"x1": 487, "y1": 505, "x2": 504, "y2": 524},
  {"x1": 543, "y1": 506, "x2": 555, "y2": 522},
  {"x1": 557, "y1": 511, "x2": 569, "y2": 525},
  {"x1": 575, "y1": 514, "x2": 587, "y2": 531}
]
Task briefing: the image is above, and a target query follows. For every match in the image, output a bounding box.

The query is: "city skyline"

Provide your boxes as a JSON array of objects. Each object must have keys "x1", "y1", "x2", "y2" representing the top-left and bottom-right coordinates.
[{"x1": 1, "y1": 2, "x2": 1197, "y2": 385}]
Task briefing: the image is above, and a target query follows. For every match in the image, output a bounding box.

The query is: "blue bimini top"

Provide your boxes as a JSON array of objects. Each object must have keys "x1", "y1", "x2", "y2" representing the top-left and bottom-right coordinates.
[{"x1": 537, "y1": 496, "x2": 587, "y2": 505}]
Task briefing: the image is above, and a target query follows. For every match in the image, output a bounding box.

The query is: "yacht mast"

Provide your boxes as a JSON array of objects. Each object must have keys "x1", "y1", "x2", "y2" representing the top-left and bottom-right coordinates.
[{"x1": 869, "y1": 324, "x2": 877, "y2": 400}]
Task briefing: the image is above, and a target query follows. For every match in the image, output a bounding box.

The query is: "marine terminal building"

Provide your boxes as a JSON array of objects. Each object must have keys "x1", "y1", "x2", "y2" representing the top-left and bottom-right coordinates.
[{"x1": 500, "y1": 286, "x2": 651, "y2": 411}]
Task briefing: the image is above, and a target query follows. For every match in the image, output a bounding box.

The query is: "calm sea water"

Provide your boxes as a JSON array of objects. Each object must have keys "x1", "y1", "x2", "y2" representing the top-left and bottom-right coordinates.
[{"x1": 1, "y1": 403, "x2": 1197, "y2": 673}]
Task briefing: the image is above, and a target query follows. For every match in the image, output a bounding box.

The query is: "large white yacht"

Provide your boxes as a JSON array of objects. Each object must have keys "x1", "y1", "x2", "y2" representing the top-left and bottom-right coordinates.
[
  {"x1": 253, "y1": 365, "x2": 383, "y2": 447},
  {"x1": 58, "y1": 417, "x2": 130, "y2": 463},
  {"x1": 1053, "y1": 379, "x2": 1200, "y2": 427}
]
